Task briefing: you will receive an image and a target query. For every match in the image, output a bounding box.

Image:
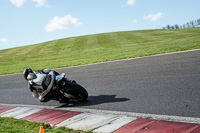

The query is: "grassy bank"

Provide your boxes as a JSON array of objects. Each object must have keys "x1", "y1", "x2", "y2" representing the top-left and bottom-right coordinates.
[
  {"x1": 0, "y1": 28, "x2": 200, "y2": 75},
  {"x1": 0, "y1": 117, "x2": 92, "y2": 133}
]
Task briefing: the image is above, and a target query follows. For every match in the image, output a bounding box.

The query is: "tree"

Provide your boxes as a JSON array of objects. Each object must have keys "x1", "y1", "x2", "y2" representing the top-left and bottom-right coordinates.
[
  {"x1": 174, "y1": 24, "x2": 179, "y2": 29},
  {"x1": 197, "y1": 19, "x2": 200, "y2": 26},
  {"x1": 194, "y1": 20, "x2": 198, "y2": 27},
  {"x1": 182, "y1": 24, "x2": 186, "y2": 28},
  {"x1": 166, "y1": 25, "x2": 170, "y2": 29},
  {"x1": 186, "y1": 22, "x2": 190, "y2": 28},
  {"x1": 190, "y1": 21, "x2": 195, "y2": 27}
]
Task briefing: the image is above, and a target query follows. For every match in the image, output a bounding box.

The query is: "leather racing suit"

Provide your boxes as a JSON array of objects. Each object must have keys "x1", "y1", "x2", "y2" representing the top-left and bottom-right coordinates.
[{"x1": 27, "y1": 69, "x2": 58, "y2": 102}]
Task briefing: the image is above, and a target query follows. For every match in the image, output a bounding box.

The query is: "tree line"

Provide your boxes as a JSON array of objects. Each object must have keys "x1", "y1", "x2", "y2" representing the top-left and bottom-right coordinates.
[{"x1": 162, "y1": 18, "x2": 200, "y2": 29}]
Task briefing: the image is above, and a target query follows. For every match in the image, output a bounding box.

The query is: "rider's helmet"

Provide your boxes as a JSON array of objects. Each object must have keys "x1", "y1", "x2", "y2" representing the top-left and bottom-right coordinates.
[{"x1": 23, "y1": 68, "x2": 33, "y2": 80}]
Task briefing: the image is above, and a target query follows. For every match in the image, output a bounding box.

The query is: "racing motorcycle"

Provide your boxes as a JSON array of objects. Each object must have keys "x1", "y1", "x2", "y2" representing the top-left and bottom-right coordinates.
[{"x1": 42, "y1": 72, "x2": 88, "y2": 103}]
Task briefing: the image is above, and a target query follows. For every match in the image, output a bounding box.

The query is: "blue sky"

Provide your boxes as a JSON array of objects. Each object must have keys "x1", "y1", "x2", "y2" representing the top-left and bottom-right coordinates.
[{"x1": 0, "y1": 0, "x2": 199, "y2": 50}]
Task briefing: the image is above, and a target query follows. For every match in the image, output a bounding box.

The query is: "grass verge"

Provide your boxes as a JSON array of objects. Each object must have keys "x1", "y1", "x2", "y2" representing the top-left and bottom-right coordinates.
[
  {"x1": 0, "y1": 117, "x2": 92, "y2": 133},
  {"x1": 0, "y1": 28, "x2": 200, "y2": 75}
]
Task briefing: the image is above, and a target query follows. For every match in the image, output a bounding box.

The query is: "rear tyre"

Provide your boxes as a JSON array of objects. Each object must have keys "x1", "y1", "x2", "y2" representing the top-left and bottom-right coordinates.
[{"x1": 64, "y1": 82, "x2": 88, "y2": 101}]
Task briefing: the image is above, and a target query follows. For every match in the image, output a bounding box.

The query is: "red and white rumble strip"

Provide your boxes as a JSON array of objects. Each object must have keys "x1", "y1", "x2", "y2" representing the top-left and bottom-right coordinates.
[{"x1": 1, "y1": 105, "x2": 200, "y2": 133}]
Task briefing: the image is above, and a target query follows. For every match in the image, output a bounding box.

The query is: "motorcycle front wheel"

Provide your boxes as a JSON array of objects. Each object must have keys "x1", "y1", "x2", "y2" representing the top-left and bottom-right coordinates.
[{"x1": 64, "y1": 82, "x2": 88, "y2": 101}]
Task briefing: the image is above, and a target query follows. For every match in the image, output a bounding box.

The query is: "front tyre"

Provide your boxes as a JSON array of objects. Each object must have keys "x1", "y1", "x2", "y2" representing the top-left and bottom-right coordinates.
[{"x1": 64, "y1": 82, "x2": 88, "y2": 101}]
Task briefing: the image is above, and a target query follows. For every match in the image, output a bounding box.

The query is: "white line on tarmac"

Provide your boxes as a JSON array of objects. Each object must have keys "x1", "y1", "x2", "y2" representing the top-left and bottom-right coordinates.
[
  {"x1": 0, "y1": 49, "x2": 199, "y2": 76},
  {"x1": 1, "y1": 103, "x2": 200, "y2": 124}
]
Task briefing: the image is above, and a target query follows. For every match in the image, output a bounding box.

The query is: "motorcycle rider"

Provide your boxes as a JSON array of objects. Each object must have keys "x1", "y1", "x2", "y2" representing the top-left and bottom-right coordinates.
[{"x1": 23, "y1": 68, "x2": 58, "y2": 102}]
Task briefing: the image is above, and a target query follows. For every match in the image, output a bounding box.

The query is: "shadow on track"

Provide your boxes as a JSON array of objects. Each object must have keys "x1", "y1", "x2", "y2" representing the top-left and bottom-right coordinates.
[{"x1": 57, "y1": 94, "x2": 130, "y2": 108}]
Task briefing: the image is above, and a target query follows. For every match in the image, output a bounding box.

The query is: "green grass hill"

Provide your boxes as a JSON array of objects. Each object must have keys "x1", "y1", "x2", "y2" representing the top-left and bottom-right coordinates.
[{"x1": 0, "y1": 28, "x2": 200, "y2": 75}]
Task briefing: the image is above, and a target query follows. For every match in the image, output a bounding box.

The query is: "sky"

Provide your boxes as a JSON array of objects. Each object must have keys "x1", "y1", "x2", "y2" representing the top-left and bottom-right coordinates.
[{"x1": 0, "y1": 0, "x2": 199, "y2": 50}]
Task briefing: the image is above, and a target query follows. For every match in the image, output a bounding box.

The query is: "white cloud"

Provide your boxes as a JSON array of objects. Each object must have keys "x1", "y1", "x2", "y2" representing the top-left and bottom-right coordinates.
[
  {"x1": 10, "y1": 0, "x2": 26, "y2": 7},
  {"x1": 143, "y1": 12, "x2": 164, "y2": 22},
  {"x1": 32, "y1": 0, "x2": 47, "y2": 7},
  {"x1": 127, "y1": 0, "x2": 136, "y2": 6},
  {"x1": 132, "y1": 19, "x2": 138, "y2": 23},
  {"x1": 45, "y1": 15, "x2": 83, "y2": 32},
  {"x1": 10, "y1": 0, "x2": 47, "y2": 7},
  {"x1": 0, "y1": 38, "x2": 8, "y2": 43}
]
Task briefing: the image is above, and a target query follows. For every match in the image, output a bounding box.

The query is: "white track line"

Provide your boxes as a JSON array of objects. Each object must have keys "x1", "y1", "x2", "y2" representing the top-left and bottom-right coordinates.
[{"x1": 0, "y1": 49, "x2": 199, "y2": 76}]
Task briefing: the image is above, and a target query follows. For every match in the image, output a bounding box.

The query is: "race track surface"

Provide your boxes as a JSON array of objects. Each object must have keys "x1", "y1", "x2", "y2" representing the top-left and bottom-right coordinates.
[{"x1": 0, "y1": 50, "x2": 200, "y2": 118}]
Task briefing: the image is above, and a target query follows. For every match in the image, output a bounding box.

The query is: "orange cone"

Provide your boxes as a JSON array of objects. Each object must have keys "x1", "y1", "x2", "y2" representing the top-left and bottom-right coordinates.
[{"x1": 39, "y1": 126, "x2": 45, "y2": 133}]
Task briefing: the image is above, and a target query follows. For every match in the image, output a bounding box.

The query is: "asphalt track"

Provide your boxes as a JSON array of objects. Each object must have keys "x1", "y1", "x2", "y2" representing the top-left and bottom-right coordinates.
[{"x1": 0, "y1": 50, "x2": 200, "y2": 118}]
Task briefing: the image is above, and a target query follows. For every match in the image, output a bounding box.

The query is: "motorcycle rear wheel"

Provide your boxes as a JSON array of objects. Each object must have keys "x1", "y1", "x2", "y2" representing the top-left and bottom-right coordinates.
[{"x1": 64, "y1": 82, "x2": 88, "y2": 101}]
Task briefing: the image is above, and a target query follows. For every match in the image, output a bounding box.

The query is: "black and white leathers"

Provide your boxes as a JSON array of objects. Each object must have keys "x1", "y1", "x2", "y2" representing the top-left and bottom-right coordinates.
[{"x1": 27, "y1": 69, "x2": 55, "y2": 102}]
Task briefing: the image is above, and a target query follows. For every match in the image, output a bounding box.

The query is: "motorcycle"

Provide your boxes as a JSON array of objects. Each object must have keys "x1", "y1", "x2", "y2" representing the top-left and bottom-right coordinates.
[{"x1": 41, "y1": 72, "x2": 88, "y2": 103}]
